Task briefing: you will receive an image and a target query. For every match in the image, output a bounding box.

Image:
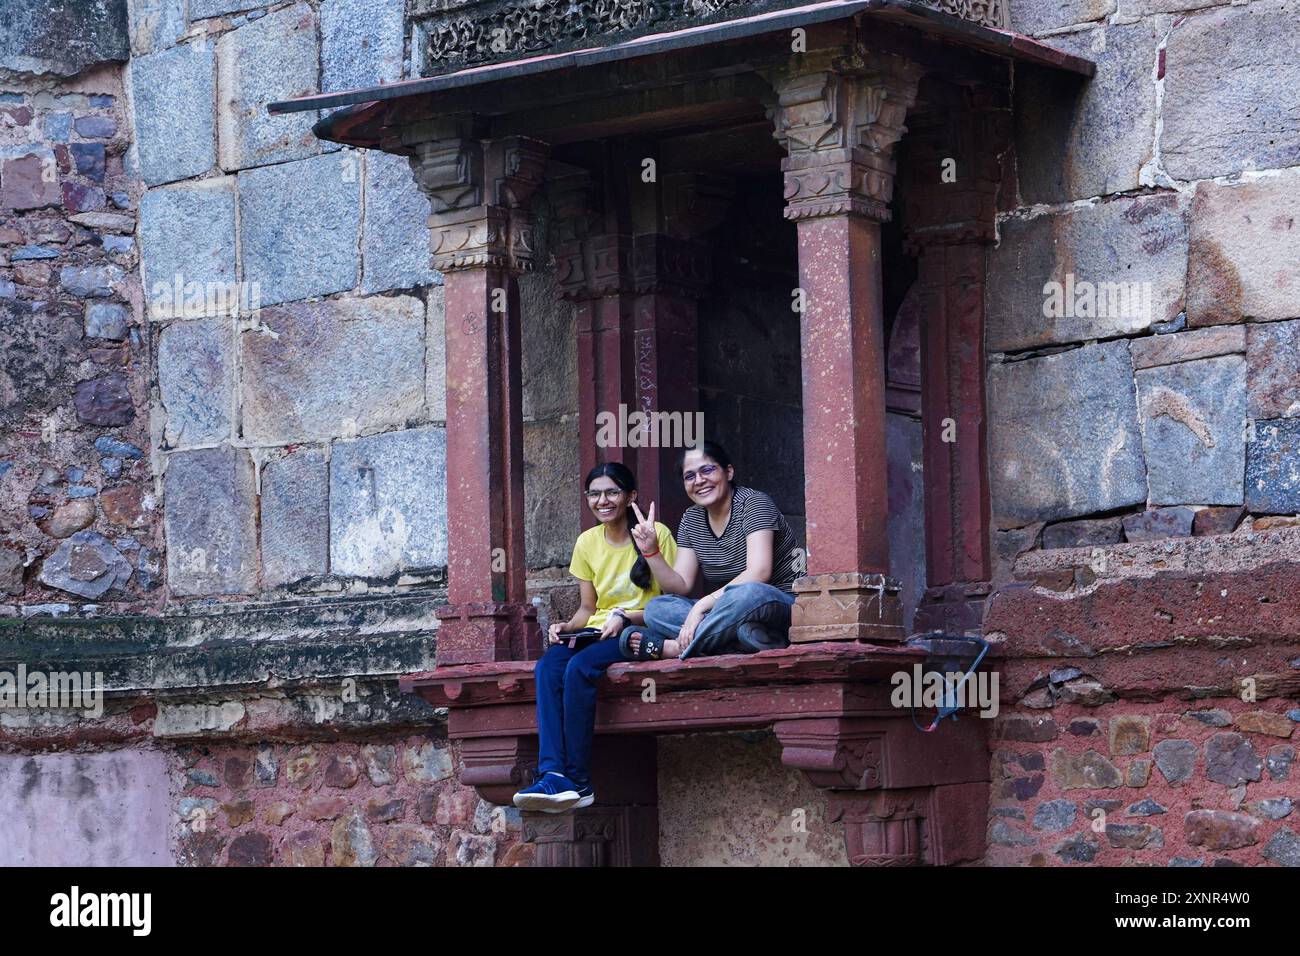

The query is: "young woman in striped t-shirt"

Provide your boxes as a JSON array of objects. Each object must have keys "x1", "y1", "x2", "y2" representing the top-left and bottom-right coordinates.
[{"x1": 623, "y1": 440, "x2": 799, "y2": 660}]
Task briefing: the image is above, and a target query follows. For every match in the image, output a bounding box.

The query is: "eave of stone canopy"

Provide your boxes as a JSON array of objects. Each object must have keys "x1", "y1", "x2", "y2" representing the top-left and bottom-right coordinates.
[{"x1": 268, "y1": 0, "x2": 1092, "y2": 150}]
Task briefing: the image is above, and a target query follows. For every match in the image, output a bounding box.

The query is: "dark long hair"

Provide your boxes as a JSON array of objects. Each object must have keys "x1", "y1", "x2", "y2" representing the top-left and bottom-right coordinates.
[{"x1": 585, "y1": 462, "x2": 652, "y2": 590}]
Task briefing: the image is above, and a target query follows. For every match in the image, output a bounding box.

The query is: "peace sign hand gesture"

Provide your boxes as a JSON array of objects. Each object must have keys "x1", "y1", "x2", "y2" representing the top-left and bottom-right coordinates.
[{"x1": 630, "y1": 501, "x2": 659, "y2": 554}]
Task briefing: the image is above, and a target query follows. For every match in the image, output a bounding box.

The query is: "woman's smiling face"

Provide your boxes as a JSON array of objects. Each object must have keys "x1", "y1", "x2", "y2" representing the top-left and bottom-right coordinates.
[
  {"x1": 585, "y1": 476, "x2": 631, "y2": 524},
  {"x1": 681, "y1": 449, "x2": 732, "y2": 507}
]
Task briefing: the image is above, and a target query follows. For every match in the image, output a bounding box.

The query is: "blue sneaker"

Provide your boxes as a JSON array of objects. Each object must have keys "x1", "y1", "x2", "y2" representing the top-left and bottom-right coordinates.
[
  {"x1": 569, "y1": 782, "x2": 595, "y2": 811},
  {"x1": 513, "y1": 772, "x2": 581, "y2": 812}
]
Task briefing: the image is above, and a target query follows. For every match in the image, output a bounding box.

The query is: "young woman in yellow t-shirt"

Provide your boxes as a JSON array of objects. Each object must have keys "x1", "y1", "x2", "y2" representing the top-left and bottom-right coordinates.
[{"x1": 513, "y1": 462, "x2": 675, "y2": 813}]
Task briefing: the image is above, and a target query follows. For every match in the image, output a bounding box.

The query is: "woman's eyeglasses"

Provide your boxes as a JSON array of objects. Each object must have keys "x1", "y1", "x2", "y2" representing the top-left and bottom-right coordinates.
[
  {"x1": 584, "y1": 489, "x2": 625, "y2": 501},
  {"x1": 682, "y1": 464, "x2": 720, "y2": 484}
]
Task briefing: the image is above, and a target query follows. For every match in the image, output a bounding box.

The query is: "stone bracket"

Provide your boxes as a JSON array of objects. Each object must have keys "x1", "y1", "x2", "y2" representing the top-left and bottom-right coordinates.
[
  {"x1": 435, "y1": 602, "x2": 541, "y2": 666},
  {"x1": 789, "y1": 572, "x2": 905, "y2": 643}
]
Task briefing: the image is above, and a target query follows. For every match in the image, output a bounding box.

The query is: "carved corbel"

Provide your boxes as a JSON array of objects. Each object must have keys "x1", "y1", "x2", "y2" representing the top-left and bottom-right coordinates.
[{"x1": 766, "y1": 53, "x2": 924, "y2": 222}]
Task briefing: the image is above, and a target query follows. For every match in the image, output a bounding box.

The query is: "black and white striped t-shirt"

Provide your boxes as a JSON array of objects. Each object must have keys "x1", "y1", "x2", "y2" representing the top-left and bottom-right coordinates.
[{"x1": 675, "y1": 486, "x2": 800, "y2": 595}]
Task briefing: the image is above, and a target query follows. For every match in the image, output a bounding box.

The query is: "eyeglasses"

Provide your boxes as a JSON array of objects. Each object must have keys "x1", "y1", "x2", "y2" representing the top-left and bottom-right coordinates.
[
  {"x1": 682, "y1": 464, "x2": 721, "y2": 484},
  {"x1": 584, "y1": 489, "x2": 625, "y2": 501}
]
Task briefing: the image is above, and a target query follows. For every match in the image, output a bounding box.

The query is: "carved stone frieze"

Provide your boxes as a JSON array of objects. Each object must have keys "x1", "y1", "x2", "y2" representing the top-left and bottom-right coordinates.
[{"x1": 410, "y1": 0, "x2": 1008, "y2": 76}]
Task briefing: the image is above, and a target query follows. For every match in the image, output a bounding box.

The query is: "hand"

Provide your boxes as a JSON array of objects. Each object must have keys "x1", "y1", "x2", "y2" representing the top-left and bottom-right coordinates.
[
  {"x1": 630, "y1": 501, "x2": 659, "y2": 554},
  {"x1": 600, "y1": 612, "x2": 624, "y2": 639},
  {"x1": 548, "y1": 622, "x2": 564, "y2": 645},
  {"x1": 678, "y1": 604, "x2": 706, "y2": 649}
]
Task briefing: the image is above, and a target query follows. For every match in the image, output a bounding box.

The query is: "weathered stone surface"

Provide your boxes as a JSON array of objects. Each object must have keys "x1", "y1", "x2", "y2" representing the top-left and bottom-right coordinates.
[
  {"x1": 1193, "y1": 506, "x2": 1245, "y2": 536},
  {"x1": 383, "y1": 824, "x2": 440, "y2": 866},
  {"x1": 139, "y1": 179, "x2": 237, "y2": 314},
  {"x1": 0, "y1": 547, "x2": 25, "y2": 595},
  {"x1": 402, "y1": 741, "x2": 452, "y2": 783},
  {"x1": 1268, "y1": 746, "x2": 1295, "y2": 780},
  {"x1": 227, "y1": 830, "x2": 273, "y2": 866},
  {"x1": 0, "y1": 150, "x2": 62, "y2": 211},
  {"x1": 216, "y1": 4, "x2": 319, "y2": 171},
  {"x1": 37, "y1": 530, "x2": 132, "y2": 598},
  {"x1": 238, "y1": 154, "x2": 361, "y2": 306},
  {"x1": 61, "y1": 264, "x2": 123, "y2": 298},
  {"x1": 361, "y1": 744, "x2": 396, "y2": 786},
  {"x1": 1247, "y1": 318, "x2": 1300, "y2": 421},
  {"x1": 283, "y1": 829, "x2": 325, "y2": 867},
  {"x1": 323, "y1": 754, "x2": 360, "y2": 789},
  {"x1": 260, "y1": 448, "x2": 328, "y2": 588},
  {"x1": 240, "y1": 296, "x2": 424, "y2": 444},
  {"x1": 1122, "y1": 507, "x2": 1195, "y2": 542},
  {"x1": 425, "y1": 285, "x2": 446, "y2": 422},
  {"x1": 365, "y1": 798, "x2": 404, "y2": 823},
  {"x1": 449, "y1": 830, "x2": 495, "y2": 866},
  {"x1": 1184, "y1": 809, "x2": 1260, "y2": 851},
  {"x1": 330, "y1": 427, "x2": 448, "y2": 577},
  {"x1": 321, "y1": 0, "x2": 405, "y2": 94},
  {"x1": 1204, "y1": 732, "x2": 1262, "y2": 786},
  {"x1": 84, "y1": 302, "x2": 130, "y2": 340},
  {"x1": 524, "y1": 414, "x2": 581, "y2": 570},
  {"x1": 988, "y1": 195, "x2": 1186, "y2": 352},
  {"x1": 331, "y1": 810, "x2": 378, "y2": 867},
  {"x1": 1153, "y1": 738, "x2": 1197, "y2": 783},
  {"x1": 163, "y1": 445, "x2": 257, "y2": 595},
  {"x1": 1054, "y1": 833, "x2": 1100, "y2": 863},
  {"x1": 190, "y1": 0, "x2": 261, "y2": 17},
  {"x1": 1108, "y1": 715, "x2": 1150, "y2": 756},
  {"x1": 1162, "y1": 2, "x2": 1300, "y2": 181},
  {"x1": 41, "y1": 499, "x2": 96, "y2": 538},
  {"x1": 1107, "y1": 823, "x2": 1162, "y2": 850},
  {"x1": 101, "y1": 485, "x2": 149, "y2": 528},
  {"x1": 1032, "y1": 799, "x2": 1077, "y2": 832},
  {"x1": 1186, "y1": 709, "x2": 1233, "y2": 728},
  {"x1": 130, "y1": 42, "x2": 216, "y2": 186},
  {"x1": 988, "y1": 341, "x2": 1146, "y2": 528},
  {"x1": 1187, "y1": 173, "x2": 1300, "y2": 329},
  {"x1": 1236, "y1": 711, "x2": 1295, "y2": 738},
  {"x1": 128, "y1": 0, "x2": 186, "y2": 55},
  {"x1": 1051, "y1": 748, "x2": 1123, "y2": 789},
  {"x1": 997, "y1": 716, "x2": 1059, "y2": 742},
  {"x1": 989, "y1": 819, "x2": 1035, "y2": 846},
  {"x1": 1246, "y1": 418, "x2": 1300, "y2": 514},
  {"x1": 1128, "y1": 798, "x2": 1166, "y2": 817},
  {"x1": 1264, "y1": 828, "x2": 1300, "y2": 866},
  {"x1": 1245, "y1": 797, "x2": 1293, "y2": 821},
  {"x1": 1131, "y1": 325, "x2": 1245, "y2": 371},
  {"x1": 1042, "y1": 518, "x2": 1123, "y2": 550},
  {"x1": 158, "y1": 318, "x2": 233, "y2": 446},
  {"x1": 1136, "y1": 356, "x2": 1246, "y2": 506},
  {"x1": 1, "y1": 0, "x2": 129, "y2": 76},
  {"x1": 361, "y1": 151, "x2": 437, "y2": 294},
  {"x1": 1009, "y1": 0, "x2": 1114, "y2": 34},
  {"x1": 1014, "y1": 18, "x2": 1165, "y2": 203},
  {"x1": 74, "y1": 372, "x2": 133, "y2": 425}
]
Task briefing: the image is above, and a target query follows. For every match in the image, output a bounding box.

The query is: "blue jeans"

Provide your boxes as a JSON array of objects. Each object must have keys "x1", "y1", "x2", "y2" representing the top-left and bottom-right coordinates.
[
  {"x1": 643, "y1": 582, "x2": 795, "y2": 660},
  {"x1": 534, "y1": 630, "x2": 635, "y2": 786}
]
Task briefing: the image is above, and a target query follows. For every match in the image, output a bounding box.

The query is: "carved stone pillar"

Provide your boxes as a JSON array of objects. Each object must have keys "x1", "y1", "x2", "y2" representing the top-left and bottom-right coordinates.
[
  {"x1": 767, "y1": 55, "x2": 923, "y2": 643},
  {"x1": 902, "y1": 89, "x2": 1009, "y2": 636},
  {"x1": 409, "y1": 123, "x2": 549, "y2": 664}
]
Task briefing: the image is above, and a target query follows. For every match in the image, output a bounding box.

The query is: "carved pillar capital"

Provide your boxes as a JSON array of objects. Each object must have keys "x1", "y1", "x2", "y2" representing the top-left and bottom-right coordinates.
[
  {"x1": 409, "y1": 131, "x2": 551, "y2": 273},
  {"x1": 766, "y1": 55, "x2": 924, "y2": 222}
]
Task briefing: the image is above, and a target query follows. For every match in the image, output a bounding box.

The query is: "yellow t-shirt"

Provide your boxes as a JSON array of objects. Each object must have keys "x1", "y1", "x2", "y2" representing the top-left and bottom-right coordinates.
[{"x1": 569, "y1": 522, "x2": 677, "y2": 629}]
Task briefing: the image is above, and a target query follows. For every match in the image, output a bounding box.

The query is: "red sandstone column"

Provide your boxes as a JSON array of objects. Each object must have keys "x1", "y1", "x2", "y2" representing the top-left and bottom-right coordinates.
[
  {"x1": 410, "y1": 130, "x2": 549, "y2": 663},
  {"x1": 767, "y1": 57, "x2": 922, "y2": 643}
]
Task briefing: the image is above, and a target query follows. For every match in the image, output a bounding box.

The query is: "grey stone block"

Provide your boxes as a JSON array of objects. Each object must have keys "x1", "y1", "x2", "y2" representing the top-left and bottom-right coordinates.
[
  {"x1": 1014, "y1": 18, "x2": 1166, "y2": 204},
  {"x1": 330, "y1": 426, "x2": 447, "y2": 577},
  {"x1": 84, "y1": 302, "x2": 130, "y2": 340},
  {"x1": 37, "y1": 531, "x2": 133, "y2": 599},
  {"x1": 238, "y1": 154, "x2": 361, "y2": 306},
  {"x1": 216, "y1": 3, "x2": 320, "y2": 171},
  {"x1": 361, "y1": 151, "x2": 437, "y2": 293},
  {"x1": 1137, "y1": 355, "x2": 1246, "y2": 506},
  {"x1": 426, "y1": 285, "x2": 446, "y2": 422},
  {"x1": 190, "y1": 0, "x2": 262, "y2": 19},
  {"x1": 130, "y1": 42, "x2": 215, "y2": 186},
  {"x1": 158, "y1": 318, "x2": 234, "y2": 447},
  {"x1": 164, "y1": 445, "x2": 258, "y2": 594},
  {"x1": 988, "y1": 340, "x2": 1147, "y2": 528},
  {"x1": 1042, "y1": 517, "x2": 1124, "y2": 550},
  {"x1": 1248, "y1": 319, "x2": 1300, "y2": 420},
  {"x1": 2, "y1": 0, "x2": 129, "y2": 77},
  {"x1": 240, "y1": 295, "x2": 425, "y2": 444},
  {"x1": 1162, "y1": 0, "x2": 1300, "y2": 181},
  {"x1": 129, "y1": 0, "x2": 187, "y2": 55},
  {"x1": 261, "y1": 447, "x2": 328, "y2": 588},
  {"x1": 988, "y1": 193, "x2": 1187, "y2": 352},
  {"x1": 1246, "y1": 418, "x2": 1300, "y2": 514},
  {"x1": 524, "y1": 414, "x2": 581, "y2": 570},
  {"x1": 138, "y1": 178, "x2": 237, "y2": 316},
  {"x1": 1009, "y1": 0, "x2": 1114, "y2": 35},
  {"x1": 1187, "y1": 171, "x2": 1300, "y2": 328},
  {"x1": 520, "y1": 268, "x2": 575, "y2": 422},
  {"x1": 61, "y1": 264, "x2": 124, "y2": 298},
  {"x1": 1123, "y1": 506, "x2": 1196, "y2": 542},
  {"x1": 321, "y1": 0, "x2": 405, "y2": 92},
  {"x1": 1131, "y1": 325, "x2": 1244, "y2": 370}
]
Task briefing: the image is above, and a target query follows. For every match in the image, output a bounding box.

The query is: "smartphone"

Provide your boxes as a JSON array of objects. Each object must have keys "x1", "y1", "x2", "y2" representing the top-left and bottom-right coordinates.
[{"x1": 554, "y1": 627, "x2": 602, "y2": 650}]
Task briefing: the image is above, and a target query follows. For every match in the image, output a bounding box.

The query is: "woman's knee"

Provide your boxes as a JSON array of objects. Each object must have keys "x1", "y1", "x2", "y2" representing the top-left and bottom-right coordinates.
[{"x1": 645, "y1": 595, "x2": 689, "y2": 629}]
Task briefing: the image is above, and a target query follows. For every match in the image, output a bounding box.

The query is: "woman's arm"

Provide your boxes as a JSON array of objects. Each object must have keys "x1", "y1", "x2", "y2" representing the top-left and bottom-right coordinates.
[
  {"x1": 550, "y1": 579, "x2": 597, "y2": 644},
  {"x1": 682, "y1": 529, "x2": 774, "y2": 616},
  {"x1": 630, "y1": 503, "x2": 696, "y2": 594}
]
